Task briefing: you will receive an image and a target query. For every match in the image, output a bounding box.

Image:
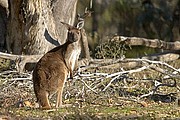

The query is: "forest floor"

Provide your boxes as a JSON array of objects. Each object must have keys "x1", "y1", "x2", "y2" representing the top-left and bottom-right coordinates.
[{"x1": 0, "y1": 58, "x2": 180, "y2": 120}]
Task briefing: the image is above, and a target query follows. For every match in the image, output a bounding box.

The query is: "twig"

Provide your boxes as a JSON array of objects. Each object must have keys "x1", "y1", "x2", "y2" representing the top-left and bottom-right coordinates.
[
  {"x1": 78, "y1": 78, "x2": 98, "y2": 94},
  {"x1": 106, "y1": 65, "x2": 150, "y2": 78},
  {"x1": 139, "y1": 91, "x2": 154, "y2": 99},
  {"x1": 103, "y1": 75, "x2": 121, "y2": 91},
  {"x1": 2, "y1": 77, "x2": 32, "y2": 81}
]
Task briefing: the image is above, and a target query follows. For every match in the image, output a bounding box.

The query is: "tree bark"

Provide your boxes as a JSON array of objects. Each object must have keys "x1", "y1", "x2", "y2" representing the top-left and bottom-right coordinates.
[
  {"x1": 6, "y1": 0, "x2": 78, "y2": 55},
  {"x1": 0, "y1": 0, "x2": 8, "y2": 51},
  {"x1": 80, "y1": 28, "x2": 91, "y2": 59}
]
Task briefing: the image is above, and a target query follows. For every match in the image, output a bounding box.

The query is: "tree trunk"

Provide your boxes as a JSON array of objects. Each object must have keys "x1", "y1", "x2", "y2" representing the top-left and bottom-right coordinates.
[
  {"x1": 80, "y1": 28, "x2": 91, "y2": 59},
  {"x1": 0, "y1": 0, "x2": 8, "y2": 51},
  {"x1": 6, "y1": 0, "x2": 78, "y2": 55}
]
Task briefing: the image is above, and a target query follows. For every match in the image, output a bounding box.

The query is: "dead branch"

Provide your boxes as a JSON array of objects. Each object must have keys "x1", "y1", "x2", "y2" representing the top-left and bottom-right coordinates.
[
  {"x1": 0, "y1": 52, "x2": 42, "y2": 72},
  {"x1": 75, "y1": 58, "x2": 180, "y2": 99},
  {"x1": 112, "y1": 36, "x2": 180, "y2": 50},
  {"x1": 102, "y1": 66, "x2": 150, "y2": 91}
]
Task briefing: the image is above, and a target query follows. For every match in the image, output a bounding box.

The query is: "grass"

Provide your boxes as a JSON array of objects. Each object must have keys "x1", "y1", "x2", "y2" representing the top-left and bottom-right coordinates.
[
  {"x1": 1, "y1": 101, "x2": 180, "y2": 119},
  {"x1": 0, "y1": 58, "x2": 11, "y2": 71}
]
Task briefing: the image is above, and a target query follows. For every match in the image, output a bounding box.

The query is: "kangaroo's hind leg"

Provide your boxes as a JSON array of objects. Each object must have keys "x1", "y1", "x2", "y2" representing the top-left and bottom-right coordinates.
[
  {"x1": 37, "y1": 89, "x2": 51, "y2": 110},
  {"x1": 56, "y1": 88, "x2": 63, "y2": 108},
  {"x1": 56, "y1": 75, "x2": 67, "y2": 108}
]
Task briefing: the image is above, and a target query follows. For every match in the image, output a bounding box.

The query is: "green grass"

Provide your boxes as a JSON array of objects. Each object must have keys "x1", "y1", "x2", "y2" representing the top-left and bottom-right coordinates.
[{"x1": 0, "y1": 58, "x2": 11, "y2": 71}]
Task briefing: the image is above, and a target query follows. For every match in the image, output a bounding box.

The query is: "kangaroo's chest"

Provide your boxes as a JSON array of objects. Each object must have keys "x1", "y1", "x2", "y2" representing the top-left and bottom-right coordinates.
[{"x1": 68, "y1": 49, "x2": 81, "y2": 70}]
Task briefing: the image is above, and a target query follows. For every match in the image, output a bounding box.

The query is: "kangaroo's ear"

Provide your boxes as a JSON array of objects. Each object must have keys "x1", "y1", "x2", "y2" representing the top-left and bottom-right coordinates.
[
  {"x1": 76, "y1": 21, "x2": 84, "y2": 30},
  {"x1": 61, "y1": 22, "x2": 74, "y2": 30}
]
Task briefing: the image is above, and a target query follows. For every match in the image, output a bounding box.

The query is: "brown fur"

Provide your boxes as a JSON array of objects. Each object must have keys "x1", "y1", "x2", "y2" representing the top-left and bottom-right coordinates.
[{"x1": 33, "y1": 22, "x2": 82, "y2": 109}]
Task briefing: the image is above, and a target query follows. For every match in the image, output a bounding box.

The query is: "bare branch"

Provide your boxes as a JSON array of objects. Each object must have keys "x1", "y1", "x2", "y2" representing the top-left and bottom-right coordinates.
[
  {"x1": 0, "y1": 52, "x2": 42, "y2": 72},
  {"x1": 112, "y1": 36, "x2": 180, "y2": 50}
]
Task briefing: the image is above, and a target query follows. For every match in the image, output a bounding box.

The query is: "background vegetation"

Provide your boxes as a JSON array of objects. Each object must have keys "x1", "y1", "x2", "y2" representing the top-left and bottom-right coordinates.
[{"x1": 77, "y1": 0, "x2": 179, "y2": 57}]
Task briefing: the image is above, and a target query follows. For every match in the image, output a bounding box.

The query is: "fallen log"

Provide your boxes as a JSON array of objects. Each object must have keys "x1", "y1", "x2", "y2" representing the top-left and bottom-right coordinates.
[{"x1": 112, "y1": 36, "x2": 180, "y2": 50}]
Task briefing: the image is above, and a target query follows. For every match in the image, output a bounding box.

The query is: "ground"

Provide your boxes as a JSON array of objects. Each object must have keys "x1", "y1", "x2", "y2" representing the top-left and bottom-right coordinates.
[{"x1": 0, "y1": 59, "x2": 180, "y2": 120}]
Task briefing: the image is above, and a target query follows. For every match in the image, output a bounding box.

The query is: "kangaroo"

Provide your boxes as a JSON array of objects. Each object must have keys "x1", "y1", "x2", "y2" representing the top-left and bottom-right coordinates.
[{"x1": 33, "y1": 21, "x2": 83, "y2": 109}]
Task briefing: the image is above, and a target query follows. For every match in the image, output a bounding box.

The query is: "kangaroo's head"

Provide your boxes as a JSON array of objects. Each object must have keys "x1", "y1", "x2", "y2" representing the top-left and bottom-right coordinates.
[{"x1": 61, "y1": 21, "x2": 84, "y2": 43}]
